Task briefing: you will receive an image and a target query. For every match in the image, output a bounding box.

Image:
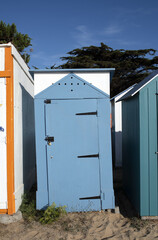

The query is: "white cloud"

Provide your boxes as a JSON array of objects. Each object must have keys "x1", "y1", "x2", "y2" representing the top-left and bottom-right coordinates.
[
  {"x1": 101, "y1": 25, "x2": 122, "y2": 35},
  {"x1": 73, "y1": 24, "x2": 123, "y2": 49},
  {"x1": 73, "y1": 25, "x2": 97, "y2": 47}
]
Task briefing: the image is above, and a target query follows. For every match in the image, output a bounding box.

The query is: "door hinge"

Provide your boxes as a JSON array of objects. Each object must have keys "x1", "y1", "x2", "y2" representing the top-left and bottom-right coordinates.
[
  {"x1": 44, "y1": 99, "x2": 51, "y2": 104},
  {"x1": 76, "y1": 111, "x2": 97, "y2": 116},
  {"x1": 155, "y1": 93, "x2": 158, "y2": 95},
  {"x1": 77, "y1": 154, "x2": 99, "y2": 158},
  {"x1": 101, "y1": 192, "x2": 105, "y2": 201},
  {"x1": 79, "y1": 196, "x2": 101, "y2": 200}
]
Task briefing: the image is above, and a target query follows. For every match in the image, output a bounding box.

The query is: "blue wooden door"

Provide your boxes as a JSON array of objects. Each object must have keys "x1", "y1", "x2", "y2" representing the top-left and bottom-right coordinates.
[{"x1": 45, "y1": 99, "x2": 101, "y2": 211}]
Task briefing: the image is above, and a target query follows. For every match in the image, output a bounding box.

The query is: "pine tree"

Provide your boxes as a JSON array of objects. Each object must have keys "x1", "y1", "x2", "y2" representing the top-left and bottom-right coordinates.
[
  {"x1": 0, "y1": 21, "x2": 32, "y2": 64},
  {"x1": 58, "y1": 43, "x2": 158, "y2": 96}
]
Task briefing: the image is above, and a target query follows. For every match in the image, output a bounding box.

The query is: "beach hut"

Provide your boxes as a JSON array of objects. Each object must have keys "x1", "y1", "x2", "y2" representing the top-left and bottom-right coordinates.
[
  {"x1": 31, "y1": 69, "x2": 115, "y2": 212},
  {"x1": 111, "y1": 85, "x2": 136, "y2": 167},
  {"x1": 0, "y1": 43, "x2": 35, "y2": 215},
  {"x1": 119, "y1": 70, "x2": 158, "y2": 217}
]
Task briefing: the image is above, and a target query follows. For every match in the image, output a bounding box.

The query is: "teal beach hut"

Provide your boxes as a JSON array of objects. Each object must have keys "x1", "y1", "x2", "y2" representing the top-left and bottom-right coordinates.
[{"x1": 119, "y1": 70, "x2": 158, "y2": 217}]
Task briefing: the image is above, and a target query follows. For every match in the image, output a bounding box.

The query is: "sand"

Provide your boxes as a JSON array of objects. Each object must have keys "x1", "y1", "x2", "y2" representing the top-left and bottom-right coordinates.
[
  {"x1": 0, "y1": 210, "x2": 158, "y2": 240},
  {"x1": 0, "y1": 169, "x2": 157, "y2": 240}
]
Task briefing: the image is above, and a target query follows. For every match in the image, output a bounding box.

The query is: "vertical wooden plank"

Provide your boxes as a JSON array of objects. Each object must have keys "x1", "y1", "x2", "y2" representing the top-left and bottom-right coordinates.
[
  {"x1": 140, "y1": 89, "x2": 149, "y2": 216},
  {"x1": 148, "y1": 81, "x2": 158, "y2": 215},
  {"x1": 5, "y1": 47, "x2": 15, "y2": 214},
  {"x1": 34, "y1": 99, "x2": 49, "y2": 209},
  {"x1": 97, "y1": 99, "x2": 115, "y2": 209}
]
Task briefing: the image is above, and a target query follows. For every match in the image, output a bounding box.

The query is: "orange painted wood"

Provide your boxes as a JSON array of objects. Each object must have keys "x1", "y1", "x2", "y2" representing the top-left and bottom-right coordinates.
[
  {"x1": 0, "y1": 71, "x2": 11, "y2": 78},
  {"x1": 0, "y1": 209, "x2": 8, "y2": 214},
  {"x1": 5, "y1": 47, "x2": 15, "y2": 215},
  {"x1": 110, "y1": 113, "x2": 112, "y2": 129}
]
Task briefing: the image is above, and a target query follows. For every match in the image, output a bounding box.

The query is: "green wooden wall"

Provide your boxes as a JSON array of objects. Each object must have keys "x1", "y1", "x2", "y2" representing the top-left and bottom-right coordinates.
[
  {"x1": 122, "y1": 75, "x2": 158, "y2": 216},
  {"x1": 140, "y1": 78, "x2": 158, "y2": 216}
]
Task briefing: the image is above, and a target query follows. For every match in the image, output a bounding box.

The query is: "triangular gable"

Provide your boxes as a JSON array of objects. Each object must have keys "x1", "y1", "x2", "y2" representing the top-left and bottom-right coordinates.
[
  {"x1": 35, "y1": 73, "x2": 109, "y2": 99},
  {"x1": 118, "y1": 70, "x2": 158, "y2": 101}
]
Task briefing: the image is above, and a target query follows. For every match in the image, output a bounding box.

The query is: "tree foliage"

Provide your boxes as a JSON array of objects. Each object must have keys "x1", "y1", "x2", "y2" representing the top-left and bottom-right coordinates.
[
  {"x1": 58, "y1": 43, "x2": 158, "y2": 96},
  {"x1": 0, "y1": 21, "x2": 32, "y2": 64}
]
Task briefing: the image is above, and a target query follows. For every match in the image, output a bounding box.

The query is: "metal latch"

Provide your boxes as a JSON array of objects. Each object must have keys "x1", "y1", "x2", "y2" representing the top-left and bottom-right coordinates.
[
  {"x1": 45, "y1": 136, "x2": 54, "y2": 142},
  {"x1": 44, "y1": 99, "x2": 51, "y2": 104}
]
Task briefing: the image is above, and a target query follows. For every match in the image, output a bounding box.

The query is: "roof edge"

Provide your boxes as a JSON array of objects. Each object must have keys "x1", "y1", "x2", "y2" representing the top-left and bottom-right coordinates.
[
  {"x1": 117, "y1": 70, "x2": 158, "y2": 102},
  {"x1": 30, "y1": 68, "x2": 115, "y2": 72},
  {"x1": 111, "y1": 84, "x2": 137, "y2": 101},
  {"x1": 30, "y1": 68, "x2": 115, "y2": 82}
]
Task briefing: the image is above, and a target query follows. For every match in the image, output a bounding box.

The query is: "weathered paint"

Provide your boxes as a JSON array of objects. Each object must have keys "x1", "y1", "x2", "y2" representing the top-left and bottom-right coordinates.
[{"x1": 35, "y1": 73, "x2": 115, "y2": 211}]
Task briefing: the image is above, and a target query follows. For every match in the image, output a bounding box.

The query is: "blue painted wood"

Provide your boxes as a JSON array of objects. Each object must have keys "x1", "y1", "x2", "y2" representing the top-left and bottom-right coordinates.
[
  {"x1": 34, "y1": 99, "x2": 49, "y2": 209},
  {"x1": 35, "y1": 73, "x2": 114, "y2": 212},
  {"x1": 97, "y1": 99, "x2": 115, "y2": 209},
  {"x1": 46, "y1": 99, "x2": 101, "y2": 211},
  {"x1": 35, "y1": 74, "x2": 109, "y2": 99}
]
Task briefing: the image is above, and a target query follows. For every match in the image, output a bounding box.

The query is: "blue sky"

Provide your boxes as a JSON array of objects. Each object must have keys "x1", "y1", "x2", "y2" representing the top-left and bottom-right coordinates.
[{"x1": 1, "y1": 0, "x2": 158, "y2": 68}]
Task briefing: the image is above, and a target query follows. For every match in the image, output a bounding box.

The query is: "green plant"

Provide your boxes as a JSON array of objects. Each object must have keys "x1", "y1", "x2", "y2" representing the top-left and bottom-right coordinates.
[
  {"x1": 19, "y1": 193, "x2": 37, "y2": 221},
  {"x1": 40, "y1": 203, "x2": 67, "y2": 224},
  {"x1": 20, "y1": 192, "x2": 66, "y2": 223}
]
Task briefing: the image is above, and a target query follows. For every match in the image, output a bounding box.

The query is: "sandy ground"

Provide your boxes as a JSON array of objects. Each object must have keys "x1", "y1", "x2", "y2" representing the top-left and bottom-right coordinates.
[
  {"x1": 0, "y1": 169, "x2": 158, "y2": 240},
  {"x1": 0, "y1": 208, "x2": 158, "y2": 240}
]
